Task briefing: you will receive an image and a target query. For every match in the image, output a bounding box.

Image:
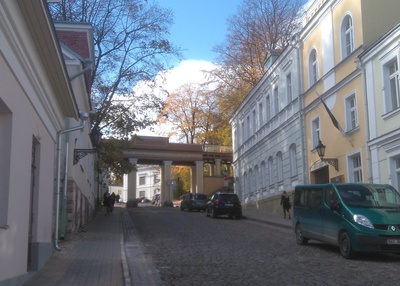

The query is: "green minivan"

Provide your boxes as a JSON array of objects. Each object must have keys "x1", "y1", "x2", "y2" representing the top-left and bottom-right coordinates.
[{"x1": 293, "y1": 183, "x2": 400, "y2": 258}]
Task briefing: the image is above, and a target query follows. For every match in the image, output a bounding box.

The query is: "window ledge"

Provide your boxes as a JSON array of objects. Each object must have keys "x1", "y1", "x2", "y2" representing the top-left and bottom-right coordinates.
[{"x1": 382, "y1": 108, "x2": 400, "y2": 120}]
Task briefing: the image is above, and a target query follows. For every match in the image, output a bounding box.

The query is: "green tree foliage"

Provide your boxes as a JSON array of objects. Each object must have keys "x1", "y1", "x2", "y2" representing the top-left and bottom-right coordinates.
[
  {"x1": 207, "y1": 0, "x2": 307, "y2": 143},
  {"x1": 97, "y1": 138, "x2": 136, "y2": 184}
]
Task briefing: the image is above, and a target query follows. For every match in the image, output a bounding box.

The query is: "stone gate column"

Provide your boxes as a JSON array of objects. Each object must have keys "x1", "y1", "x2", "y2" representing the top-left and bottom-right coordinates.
[
  {"x1": 215, "y1": 158, "x2": 221, "y2": 176},
  {"x1": 190, "y1": 165, "x2": 196, "y2": 193},
  {"x1": 162, "y1": 160, "x2": 173, "y2": 206},
  {"x1": 195, "y1": 161, "x2": 204, "y2": 193},
  {"x1": 126, "y1": 158, "x2": 138, "y2": 207}
]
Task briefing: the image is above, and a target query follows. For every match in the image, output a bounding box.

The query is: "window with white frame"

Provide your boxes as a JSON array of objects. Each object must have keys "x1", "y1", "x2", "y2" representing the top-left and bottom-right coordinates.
[
  {"x1": 246, "y1": 115, "x2": 250, "y2": 139},
  {"x1": 274, "y1": 86, "x2": 279, "y2": 115},
  {"x1": 276, "y1": 152, "x2": 283, "y2": 183},
  {"x1": 384, "y1": 59, "x2": 400, "y2": 113},
  {"x1": 266, "y1": 94, "x2": 271, "y2": 121},
  {"x1": 241, "y1": 121, "x2": 245, "y2": 144},
  {"x1": 395, "y1": 157, "x2": 400, "y2": 191},
  {"x1": 253, "y1": 109, "x2": 256, "y2": 132},
  {"x1": 261, "y1": 161, "x2": 266, "y2": 190},
  {"x1": 289, "y1": 144, "x2": 297, "y2": 177},
  {"x1": 268, "y1": 156, "x2": 274, "y2": 186},
  {"x1": 345, "y1": 93, "x2": 358, "y2": 131},
  {"x1": 309, "y1": 49, "x2": 318, "y2": 86},
  {"x1": 348, "y1": 153, "x2": 363, "y2": 183},
  {"x1": 259, "y1": 102, "x2": 263, "y2": 128},
  {"x1": 286, "y1": 73, "x2": 292, "y2": 103},
  {"x1": 139, "y1": 176, "x2": 146, "y2": 185},
  {"x1": 341, "y1": 14, "x2": 354, "y2": 59},
  {"x1": 311, "y1": 117, "x2": 320, "y2": 149}
]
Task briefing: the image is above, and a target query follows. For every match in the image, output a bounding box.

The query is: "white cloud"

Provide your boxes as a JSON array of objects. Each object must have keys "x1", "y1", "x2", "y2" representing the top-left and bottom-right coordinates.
[
  {"x1": 135, "y1": 60, "x2": 216, "y2": 139},
  {"x1": 159, "y1": 60, "x2": 215, "y2": 93}
]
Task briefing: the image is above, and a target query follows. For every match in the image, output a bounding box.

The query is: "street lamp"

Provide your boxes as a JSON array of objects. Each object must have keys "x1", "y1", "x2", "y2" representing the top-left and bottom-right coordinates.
[
  {"x1": 315, "y1": 139, "x2": 339, "y2": 171},
  {"x1": 73, "y1": 125, "x2": 103, "y2": 165}
]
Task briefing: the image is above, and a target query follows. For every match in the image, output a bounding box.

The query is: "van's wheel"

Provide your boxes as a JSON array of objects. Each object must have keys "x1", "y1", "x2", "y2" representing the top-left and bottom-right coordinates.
[
  {"x1": 295, "y1": 223, "x2": 309, "y2": 245},
  {"x1": 339, "y1": 232, "x2": 355, "y2": 259}
]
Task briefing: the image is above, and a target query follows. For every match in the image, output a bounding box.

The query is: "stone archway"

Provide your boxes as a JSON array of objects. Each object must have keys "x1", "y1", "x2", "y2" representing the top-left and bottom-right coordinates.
[{"x1": 122, "y1": 136, "x2": 232, "y2": 207}]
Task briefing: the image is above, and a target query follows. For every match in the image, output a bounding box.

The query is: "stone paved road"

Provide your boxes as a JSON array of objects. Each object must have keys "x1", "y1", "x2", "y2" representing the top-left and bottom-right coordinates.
[{"x1": 126, "y1": 205, "x2": 400, "y2": 286}]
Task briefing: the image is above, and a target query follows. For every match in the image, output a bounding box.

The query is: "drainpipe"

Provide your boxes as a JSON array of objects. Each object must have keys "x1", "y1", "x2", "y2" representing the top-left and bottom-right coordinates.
[
  {"x1": 54, "y1": 112, "x2": 88, "y2": 251},
  {"x1": 355, "y1": 58, "x2": 373, "y2": 183}
]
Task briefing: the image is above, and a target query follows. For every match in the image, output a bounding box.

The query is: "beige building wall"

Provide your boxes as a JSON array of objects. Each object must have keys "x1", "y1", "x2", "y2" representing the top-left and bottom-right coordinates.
[{"x1": 300, "y1": 0, "x2": 400, "y2": 184}]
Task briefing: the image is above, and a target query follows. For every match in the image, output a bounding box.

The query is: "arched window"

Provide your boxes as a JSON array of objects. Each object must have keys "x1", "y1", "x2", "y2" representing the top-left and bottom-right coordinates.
[
  {"x1": 268, "y1": 156, "x2": 274, "y2": 186},
  {"x1": 289, "y1": 144, "x2": 298, "y2": 177},
  {"x1": 341, "y1": 14, "x2": 354, "y2": 59},
  {"x1": 260, "y1": 161, "x2": 266, "y2": 190},
  {"x1": 308, "y1": 49, "x2": 318, "y2": 86},
  {"x1": 276, "y1": 152, "x2": 283, "y2": 183}
]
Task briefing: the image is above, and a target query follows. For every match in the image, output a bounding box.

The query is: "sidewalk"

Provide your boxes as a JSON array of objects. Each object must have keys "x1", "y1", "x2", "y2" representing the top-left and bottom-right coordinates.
[
  {"x1": 23, "y1": 204, "x2": 291, "y2": 286},
  {"x1": 242, "y1": 208, "x2": 293, "y2": 229},
  {"x1": 24, "y1": 205, "x2": 128, "y2": 286}
]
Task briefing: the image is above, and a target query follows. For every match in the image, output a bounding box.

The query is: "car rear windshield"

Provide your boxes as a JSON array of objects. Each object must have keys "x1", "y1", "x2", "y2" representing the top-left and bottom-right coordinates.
[
  {"x1": 219, "y1": 194, "x2": 239, "y2": 202},
  {"x1": 194, "y1": 194, "x2": 208, "y2": 200}
]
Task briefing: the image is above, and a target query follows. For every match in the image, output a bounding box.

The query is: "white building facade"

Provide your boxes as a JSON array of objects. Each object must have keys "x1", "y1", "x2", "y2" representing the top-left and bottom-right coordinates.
[
  {"x1": 231, "y1": 45, "x2": 307, "y2": 212},
  {"x1": 0, "y1": 1, "x2": 96, "y2": 284},
  {"x1": 357, "y1": 23, "x2": 400, "y2": 190}
]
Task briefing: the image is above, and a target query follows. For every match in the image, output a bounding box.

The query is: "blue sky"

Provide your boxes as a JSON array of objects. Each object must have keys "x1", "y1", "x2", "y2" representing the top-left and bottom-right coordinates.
[{"x1": 158, "y1": 0, "x2": 243, "y2": 62}]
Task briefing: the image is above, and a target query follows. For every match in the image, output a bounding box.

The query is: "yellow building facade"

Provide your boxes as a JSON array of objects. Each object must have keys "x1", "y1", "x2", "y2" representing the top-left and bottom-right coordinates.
[{"x1": 300, "y1": 0, "x2": 400, "y2": 184}]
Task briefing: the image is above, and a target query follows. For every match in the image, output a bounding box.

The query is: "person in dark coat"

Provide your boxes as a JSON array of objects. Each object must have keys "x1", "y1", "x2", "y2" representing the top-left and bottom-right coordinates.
[
  {"x1": 280, "y1": 191, "x2": 291, "y2": 219},
  {"x1": 103, "y1": 192, "x2": 111, "y2": 214},
  {"x1": 110, "y1": 192, "x2": 116, "y2": 213}
]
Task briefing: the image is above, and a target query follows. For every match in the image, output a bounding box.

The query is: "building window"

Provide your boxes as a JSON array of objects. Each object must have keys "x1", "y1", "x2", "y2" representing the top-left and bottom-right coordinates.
[
  {"x1": 289, "y1": 144, "x2": 297, "y2": 177},
  {"x1": 384, "y1": 59, "x2": 400, "y2": 113},
  {"x1": 139, "y1": 176, "x2": 146, "y2": 185},
  {"x1": 345, "y1": 93, "x2": 358, "y2": 131},
  {"x1": 286, "y1": 73, "x2": 292, "y2": 103},
  {"x1": 348, "y1": 153, "x2": 363, "y2": 183},
  {"x1": 268, "y1": 156, "x2": 274, "y2": 186},
  {"x1": 276, "y1": 152, "x2": 283, "y2": 183},
  {"x1": 311, "y1": 117, "x2": 320, "y2": 149},
  {"x1": 266, "y1": 94, "x2": 271, "y2": 121},
  {"x1": 341, "y1": 14, "x2": 354, "y2": 59},
  {"x1": 274, "y1": 86, "x2": 279, "y2": 115},
  {"x1": 253, "y1": 109, "x2": 257, "y2": 132},
  {"x1": 246, "y1": 115, "x2": 250, "y2": 139},
  {"x1": 241, "y1": 121, "x2": 245, "y2": 143},
  {"x1": 395, "y1": 157, "x2": 400, "y2": 191},
  {"x1": 309, "y1": 49, "x2": 318, "y2": 86},
  {"x1": 259, "y1": 102, "x2": 263, "y2": 128},
  {"x1": 261, "y1": 161, "x2": 266, "y2": 190}
]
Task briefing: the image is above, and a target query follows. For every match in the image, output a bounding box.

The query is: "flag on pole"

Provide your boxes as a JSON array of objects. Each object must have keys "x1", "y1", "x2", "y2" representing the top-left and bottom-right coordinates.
[
  {"x1": 317, "y1": 92, "x2": 345, "y2": 135},
  {"x1": 316, "y1": 92, "x2": 353, "y2": 147}
]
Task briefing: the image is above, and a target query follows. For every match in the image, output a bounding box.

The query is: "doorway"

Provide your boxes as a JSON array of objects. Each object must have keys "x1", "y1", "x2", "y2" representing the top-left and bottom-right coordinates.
[{"x1": 311, "y1": 166, "x2": 329, "y2": 184}]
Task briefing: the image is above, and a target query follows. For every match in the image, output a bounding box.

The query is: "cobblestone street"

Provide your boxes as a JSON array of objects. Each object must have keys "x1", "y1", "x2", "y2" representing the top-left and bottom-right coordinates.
[{"x1": 127, "y1": 206, "x2": 400, "y2": 286}]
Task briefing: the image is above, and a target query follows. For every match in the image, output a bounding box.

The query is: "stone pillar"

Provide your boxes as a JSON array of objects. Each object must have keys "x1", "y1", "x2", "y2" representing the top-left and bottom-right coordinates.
[
  {"x1": 215, "y1": 159, "x2": 221, "y2": 176},
  {"x1": 126, "y1": 158, "x2": 138, "y2": 208},
  {"x1": 190, "y1": 165, "x2": 196, "y2": 193},
  {"x1": 162, "y1": 161, "x2": 173, "y2": 207},
  {"x1": 195, "y1": 161, "x2": 204, "y2": 193}
]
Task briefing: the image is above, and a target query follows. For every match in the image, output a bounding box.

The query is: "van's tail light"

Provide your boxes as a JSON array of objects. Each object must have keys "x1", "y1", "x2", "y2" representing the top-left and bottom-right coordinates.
[{"x1": 215, "y1": 199, "x2": 220, "y2": 205}]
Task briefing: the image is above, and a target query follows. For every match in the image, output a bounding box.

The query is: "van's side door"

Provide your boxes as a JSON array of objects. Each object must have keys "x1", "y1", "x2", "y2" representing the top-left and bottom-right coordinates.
[
  {"x1": 321, "y1": 186, "x2": 342, "y2": 245},
  {"x1": 302, "y1": 188, "x2": 323, "y2": 240}
]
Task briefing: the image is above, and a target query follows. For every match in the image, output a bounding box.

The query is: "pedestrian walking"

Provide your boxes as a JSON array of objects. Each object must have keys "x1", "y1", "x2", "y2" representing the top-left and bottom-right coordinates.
[
  {"x1": 103, "y1": 192, "x2": 111, "y2": 214},
  {"x1": 280, "y1": 191, "x2": 291, "y2": 219},
  {"x1": 110, "y1": 192, "x2": 116, "y2": 213}
]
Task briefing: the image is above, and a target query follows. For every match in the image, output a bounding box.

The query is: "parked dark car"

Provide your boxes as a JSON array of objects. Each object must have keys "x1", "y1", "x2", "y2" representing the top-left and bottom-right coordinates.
[
  {"x1": 180, "y1": 193, "x2": 208, "y2": 212},
  {"x1": 206, "y1": 192, "x2": 242, "y2": 219}
]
